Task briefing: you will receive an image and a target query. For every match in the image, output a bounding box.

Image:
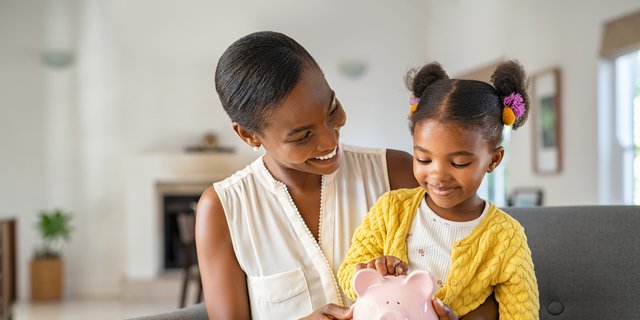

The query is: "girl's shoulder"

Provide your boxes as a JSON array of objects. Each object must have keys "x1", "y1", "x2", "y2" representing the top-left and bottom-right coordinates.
[{"x1": 484, "y1": 204, "x2": 527, "y2": 236}]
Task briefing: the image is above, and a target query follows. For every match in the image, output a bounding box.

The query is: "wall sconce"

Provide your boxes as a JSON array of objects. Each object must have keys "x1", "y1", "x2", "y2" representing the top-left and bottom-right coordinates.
[
  {"x1": 338, "y1": 59, "x2": 367, "y2": 79},
  {"x1": 43, "y1": 51, "x2": 75, "y2": 69}
]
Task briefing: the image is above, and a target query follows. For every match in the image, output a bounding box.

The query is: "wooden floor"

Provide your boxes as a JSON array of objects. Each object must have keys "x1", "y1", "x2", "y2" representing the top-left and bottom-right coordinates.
[
  {"x1": 14, "y1": 298, "x2": 178, "y2": 320},
  {"x1": 13, "y1": 272, "x2": 201, "y2": 320}
]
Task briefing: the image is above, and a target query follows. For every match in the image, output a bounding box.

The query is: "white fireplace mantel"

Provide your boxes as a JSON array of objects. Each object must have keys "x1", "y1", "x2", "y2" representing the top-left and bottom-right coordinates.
[{"x1": 124, "y1": 151, "x2": 258, "y2": 280}]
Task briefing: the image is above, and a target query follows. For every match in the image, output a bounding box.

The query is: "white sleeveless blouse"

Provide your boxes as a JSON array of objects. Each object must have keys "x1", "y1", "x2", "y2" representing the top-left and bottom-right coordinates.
[{"x1": 213, "y1": 144, "x2": 390, "y2": 319}]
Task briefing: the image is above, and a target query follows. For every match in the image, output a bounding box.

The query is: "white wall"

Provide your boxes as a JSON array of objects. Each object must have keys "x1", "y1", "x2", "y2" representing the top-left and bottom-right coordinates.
[
  {"x1": 422, "y1": 0, "x2": 640, "y2": 206},
  {"x1": 1, "y1": 0, "x2": 428, "y2": 299},
  {"x1": 2, "y1": 0, "x2": 639, "y2": 300},
  {"x1": 0, "y1": 0, "x2": 47, "y2": 301}
]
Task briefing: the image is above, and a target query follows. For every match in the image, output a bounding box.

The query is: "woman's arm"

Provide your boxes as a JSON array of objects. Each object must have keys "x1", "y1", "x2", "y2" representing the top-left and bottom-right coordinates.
[
  {"x1": 386, "y1": 149, "x2": 419, "y2": 190},
  {"x1": 460, "y1": 293, "x2": 498, "y2": 320},
  {"x1": 196, "y1": 186, "x2": 251, "y2": 319}
]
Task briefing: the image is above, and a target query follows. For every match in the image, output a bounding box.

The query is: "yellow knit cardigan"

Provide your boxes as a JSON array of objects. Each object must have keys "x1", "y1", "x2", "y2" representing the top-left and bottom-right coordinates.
[{"x1": 337, "y1": 187, "x2": 539, "y2": 320}]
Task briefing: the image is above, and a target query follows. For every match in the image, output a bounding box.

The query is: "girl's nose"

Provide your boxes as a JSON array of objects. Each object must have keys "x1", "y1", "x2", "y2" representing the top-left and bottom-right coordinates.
[{"x1": 428, "y1": 163, "x2": 449, "y2": 182}]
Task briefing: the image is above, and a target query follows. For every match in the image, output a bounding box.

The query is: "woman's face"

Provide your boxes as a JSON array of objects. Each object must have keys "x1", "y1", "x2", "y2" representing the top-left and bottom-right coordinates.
[{"x1": 256, "y1": 67, "x2": 347, "y2": 176}]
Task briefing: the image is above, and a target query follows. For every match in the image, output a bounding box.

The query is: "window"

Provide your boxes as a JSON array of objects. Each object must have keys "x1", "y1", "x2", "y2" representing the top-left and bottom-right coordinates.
[
  {"x1": 599, "y1": 9, "x2": 640, "y2": 205},
  {"x1": 478, "y1": 127, "x2": 510, "y2": 207},
  {"x1": 599, "y1": 50, "x2": 640, "y2": 205},
  {"x1": 615, "y1": 51, "x2": 640, "y2": 204}
]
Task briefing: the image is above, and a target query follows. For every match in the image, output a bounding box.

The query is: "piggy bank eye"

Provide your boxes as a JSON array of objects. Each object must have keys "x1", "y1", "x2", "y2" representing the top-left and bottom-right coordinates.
[
  {"x1": 386, "y1": 301, "x2": 389, "y2": 304},
  {"x1": 397, "y1": 302, "x2": 400, "y2": 305}
]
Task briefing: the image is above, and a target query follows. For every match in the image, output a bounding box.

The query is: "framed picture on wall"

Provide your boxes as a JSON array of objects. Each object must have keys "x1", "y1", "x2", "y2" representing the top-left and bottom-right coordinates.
[{"x1": 532, "y1": 68, "x2": 562, "y2": 174}]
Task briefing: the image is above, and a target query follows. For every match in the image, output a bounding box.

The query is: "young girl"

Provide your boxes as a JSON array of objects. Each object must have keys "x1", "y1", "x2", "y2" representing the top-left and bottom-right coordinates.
[{"x1": 338, "y1": 60, "x2": 539, "y2": 319}]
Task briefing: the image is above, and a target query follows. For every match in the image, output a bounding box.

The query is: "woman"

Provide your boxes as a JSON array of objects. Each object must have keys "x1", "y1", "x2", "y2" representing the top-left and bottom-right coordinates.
[{"x1": 196, "y1": 31, "x2": 497, "y2": 320}]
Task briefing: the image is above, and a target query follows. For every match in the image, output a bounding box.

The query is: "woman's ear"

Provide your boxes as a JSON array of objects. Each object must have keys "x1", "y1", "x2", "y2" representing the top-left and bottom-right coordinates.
[
  {"x1": 487, "y1": 146, "x2": 505, "y2": 173},
  {"x1": 232, "y1": 122, "x2": 261, "y2": 148}
]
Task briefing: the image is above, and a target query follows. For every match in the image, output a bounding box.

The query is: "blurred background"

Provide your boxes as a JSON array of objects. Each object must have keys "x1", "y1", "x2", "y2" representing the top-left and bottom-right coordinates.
[{"x1": 1, "y1": 0, "x2": 639, "y2": 319}]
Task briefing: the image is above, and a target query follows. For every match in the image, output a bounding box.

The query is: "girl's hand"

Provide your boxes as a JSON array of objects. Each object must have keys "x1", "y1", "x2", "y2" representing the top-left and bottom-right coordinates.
[
  {"x1": 355, "y1": 255, "x2": 408, "y2": 276},
  {"x1": 433, "y1": 297, "x2": 458, "y2": 320},
  {"x1": 299, "y1": 303, "x2": 354, "y2": 320}
]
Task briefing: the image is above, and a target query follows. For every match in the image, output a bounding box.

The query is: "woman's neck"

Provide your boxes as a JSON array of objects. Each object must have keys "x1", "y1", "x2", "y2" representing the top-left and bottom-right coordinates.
[{"x1": 262, "y1": 155, "x2": 322, "y2": 192}]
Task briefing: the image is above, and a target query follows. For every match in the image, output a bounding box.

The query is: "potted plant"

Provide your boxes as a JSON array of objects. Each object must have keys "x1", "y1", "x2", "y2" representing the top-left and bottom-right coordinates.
[{"x1": 31, "y1": 209, "x2": 73, "y2": 300}]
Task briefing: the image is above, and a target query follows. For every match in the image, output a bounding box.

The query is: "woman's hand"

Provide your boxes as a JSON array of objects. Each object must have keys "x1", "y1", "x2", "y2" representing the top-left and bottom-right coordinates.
[
  {"x1": 299, "y1": 303, "x2": 354, "y2": 320},
  {"x1": 355, "y1": 255, "x2": 408, "y2": 276},
  {"x1": 433, "y1": 297, "x2": 459, "y2": 320}
]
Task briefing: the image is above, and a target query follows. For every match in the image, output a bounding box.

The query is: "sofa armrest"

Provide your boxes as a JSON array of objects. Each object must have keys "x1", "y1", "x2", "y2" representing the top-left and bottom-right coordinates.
[{"x1": 506, "y1": 206, "x2": 640, "y2": 320}]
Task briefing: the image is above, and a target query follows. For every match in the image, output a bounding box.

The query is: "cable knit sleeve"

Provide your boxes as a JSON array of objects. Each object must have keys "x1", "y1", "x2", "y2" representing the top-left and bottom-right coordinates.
[
  {"x1": 337, "y1": 188, "x2": 421, "y2": 302},
  {"x1": 337, "y1": 194, "x2": 389, "y2": 302},
  {"x1": 494, "y1": 226, "x2": 540, "y2": 320}
]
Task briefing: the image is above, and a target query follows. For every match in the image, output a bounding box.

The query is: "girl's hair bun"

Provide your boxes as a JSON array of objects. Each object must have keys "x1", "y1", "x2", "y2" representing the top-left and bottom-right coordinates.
[
  {"x1": 491, "y1": 60, "x2": 530, "y2": 130},
  {"x1": 405, "y1": 62, "x2": 449, "y2": 98}
]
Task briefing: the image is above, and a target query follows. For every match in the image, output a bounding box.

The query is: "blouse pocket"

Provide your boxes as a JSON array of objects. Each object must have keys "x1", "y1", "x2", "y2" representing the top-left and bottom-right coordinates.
[{"x1": 249, "y1": 268, "x2": 313, "y2": 319}]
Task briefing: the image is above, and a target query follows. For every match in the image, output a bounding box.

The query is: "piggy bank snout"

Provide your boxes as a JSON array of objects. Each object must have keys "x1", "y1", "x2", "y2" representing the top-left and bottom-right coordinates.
[{"x1": 378, "y1": 310, "x2": 407, "y2": 320}]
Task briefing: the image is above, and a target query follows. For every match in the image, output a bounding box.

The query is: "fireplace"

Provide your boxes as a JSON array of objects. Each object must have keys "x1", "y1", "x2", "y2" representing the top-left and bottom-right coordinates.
[
  {"x1": 156, "y1": 182, "x2": 211, "y2": 270},
  {"x1": 124, "y1": 151, "x2": 258, "y2": 280}
]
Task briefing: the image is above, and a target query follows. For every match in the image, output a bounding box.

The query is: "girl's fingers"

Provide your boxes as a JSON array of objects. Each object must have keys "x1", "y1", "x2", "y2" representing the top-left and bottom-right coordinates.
[
  {"x1": 396, "y1": 261, "x2": 408, "y2": 275},
  {"x1": 385, "y1": 256, "x2": 398, "y2": 275},
  {"x1": 374, "y1": 256, "x2": 389, "y2": 275}
]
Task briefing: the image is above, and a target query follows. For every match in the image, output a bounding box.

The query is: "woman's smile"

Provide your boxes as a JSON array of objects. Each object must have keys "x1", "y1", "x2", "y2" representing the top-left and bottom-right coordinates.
[{"x1": 309, "y1": 146, "x2": 340, "y2": 165}]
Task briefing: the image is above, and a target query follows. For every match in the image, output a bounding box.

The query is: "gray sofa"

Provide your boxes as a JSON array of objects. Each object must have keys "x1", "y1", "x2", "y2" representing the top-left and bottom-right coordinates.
[{"x1": 127, "y1": 205, "x2": 639, "y2": 320}]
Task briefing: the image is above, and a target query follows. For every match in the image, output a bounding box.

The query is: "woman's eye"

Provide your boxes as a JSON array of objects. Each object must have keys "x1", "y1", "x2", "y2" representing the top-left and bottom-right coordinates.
[
  {"x1": 294, "y1": 132, "x2": 311, "y2": 142},
  {"x1": 329, "y1": 105, "x2": 339, "y2": 116},
  {"x1": 452, "y1": 162, "x2": 471, "y2": 168}
]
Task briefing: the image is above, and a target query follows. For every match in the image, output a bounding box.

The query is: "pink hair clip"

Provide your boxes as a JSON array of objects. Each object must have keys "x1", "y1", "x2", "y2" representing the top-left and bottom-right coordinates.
[{"x1": 502, "y1": 92, "x2": 525, "y2": 126}]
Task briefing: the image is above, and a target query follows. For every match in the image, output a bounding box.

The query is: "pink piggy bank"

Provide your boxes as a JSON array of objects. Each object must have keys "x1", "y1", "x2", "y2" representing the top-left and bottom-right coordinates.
[{"x1": 352, "y1": 269, "x2": 439, "y2": 320}]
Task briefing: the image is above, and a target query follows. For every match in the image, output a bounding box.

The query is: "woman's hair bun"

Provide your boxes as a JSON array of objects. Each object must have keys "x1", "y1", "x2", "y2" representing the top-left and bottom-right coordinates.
[
  {"x1": 405, "y1": 62, "x2": 449, "y2": 98},
  {"x1": 491, "y1": 60, "x2": 530, "y2": 130}
]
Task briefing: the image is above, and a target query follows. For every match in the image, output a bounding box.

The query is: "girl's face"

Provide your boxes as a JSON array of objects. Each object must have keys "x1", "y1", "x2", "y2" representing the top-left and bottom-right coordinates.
[
  {"x1": 413, "y1": 120, "x2": 503, "y2": 221},
  {"x1": 255, "y1": 67, "x2": 347, "y2": 176}
]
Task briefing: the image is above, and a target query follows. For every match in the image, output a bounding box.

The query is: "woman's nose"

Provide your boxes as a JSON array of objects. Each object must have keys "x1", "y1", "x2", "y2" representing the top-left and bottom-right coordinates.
[{"x1": 317, "y1": 123, "x2": 340, "y2": 150}]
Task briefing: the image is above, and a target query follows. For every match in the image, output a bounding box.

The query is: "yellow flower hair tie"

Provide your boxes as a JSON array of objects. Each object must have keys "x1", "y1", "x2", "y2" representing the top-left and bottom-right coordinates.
[
  {"x1": 409, "y1": 95, "x2": 420, "y2": 116},
  {"x1": 410, "y1": 103, "x2": 418, "y2": 116},
  {"x1": 502, "y1": 107, "x2": 516, "y2": 126}
]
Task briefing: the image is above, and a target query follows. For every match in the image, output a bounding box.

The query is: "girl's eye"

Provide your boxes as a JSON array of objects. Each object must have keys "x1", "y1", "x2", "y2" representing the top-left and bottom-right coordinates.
[
  {"x1": 417, "y1": 159, "x2": 431, "y2": 164},
  {"x1": 452, "y1": 162, "x2": 471, "y2": 168},
  {"x1": 293, "y1": 132, "x2": 311, "y2": 142}
]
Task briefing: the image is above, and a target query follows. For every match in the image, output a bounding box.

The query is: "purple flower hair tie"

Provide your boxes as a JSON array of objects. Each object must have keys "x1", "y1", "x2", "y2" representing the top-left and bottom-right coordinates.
[
  {"x1": 410, "y1": 96, "x2": 420, "y2": 106},
  {"x1": 502, "y1": 92, "x2": 525, "y2": 119}
]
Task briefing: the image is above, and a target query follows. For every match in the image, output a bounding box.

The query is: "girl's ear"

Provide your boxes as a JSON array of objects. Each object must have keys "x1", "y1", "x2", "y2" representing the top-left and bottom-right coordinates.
[
  {"x1": 487, "y1": 146, "x2": 505, "y2": 173},
  {"x1": 232, "y1": 122, "x2": 262, "y2": 148}
]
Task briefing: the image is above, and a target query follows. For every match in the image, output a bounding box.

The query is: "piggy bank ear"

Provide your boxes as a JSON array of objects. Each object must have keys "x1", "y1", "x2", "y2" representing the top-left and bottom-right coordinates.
[
  {"x1": 353, "y1": 269, "x2": 384, "y2": 297},
  {"x1": 405, "y1": 270, "x2": 436, "y2": 297}
]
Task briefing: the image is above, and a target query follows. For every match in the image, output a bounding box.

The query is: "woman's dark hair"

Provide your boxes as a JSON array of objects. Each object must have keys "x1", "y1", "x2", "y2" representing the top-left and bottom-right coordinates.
[
  {"x1": 215, "y1": 31, "x2": 320, "y2": 134},
  {"x1": 404, "y1": 60, "x2": 530, "y2": 149}
]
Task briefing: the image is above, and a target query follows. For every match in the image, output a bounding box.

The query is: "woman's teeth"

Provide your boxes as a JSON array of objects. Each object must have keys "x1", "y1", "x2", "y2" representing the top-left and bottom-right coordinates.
[{"x1": 315, "y1": 147, "x2": 337, "y2": 160}]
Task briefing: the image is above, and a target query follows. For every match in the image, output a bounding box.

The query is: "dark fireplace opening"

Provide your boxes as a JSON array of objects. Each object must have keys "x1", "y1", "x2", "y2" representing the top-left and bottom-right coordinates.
[{"x1": 163, "y1": 195, "x2": 200, "y2": 269}]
